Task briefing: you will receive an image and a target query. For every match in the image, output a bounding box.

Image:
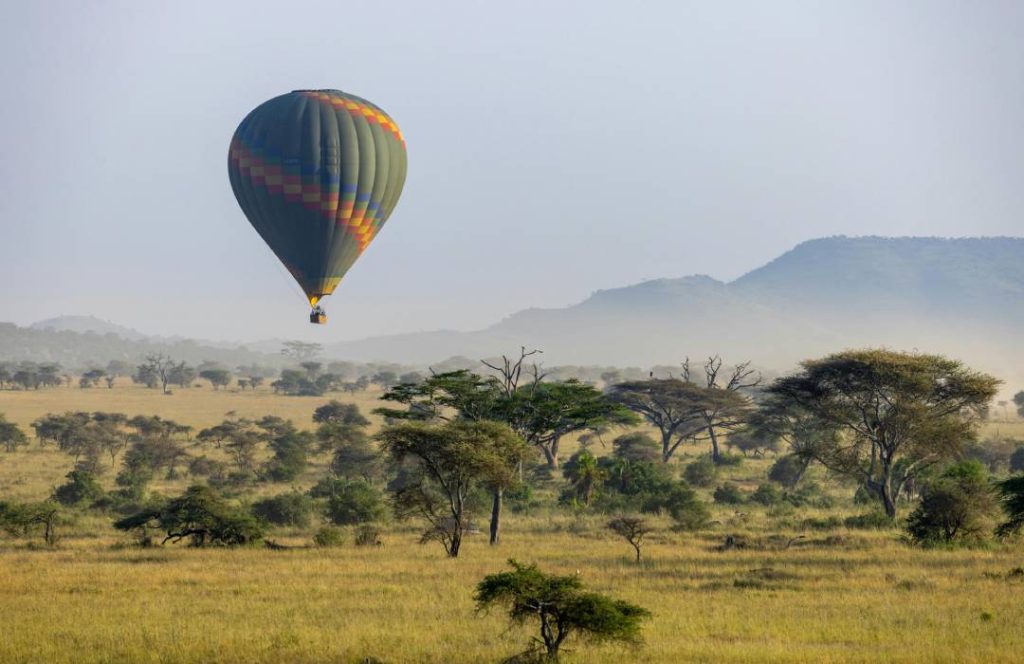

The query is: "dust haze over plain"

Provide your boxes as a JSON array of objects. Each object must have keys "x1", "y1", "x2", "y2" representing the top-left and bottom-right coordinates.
[{"x1": 1, "y1": 1, "x2": 1022, "y2": 347}]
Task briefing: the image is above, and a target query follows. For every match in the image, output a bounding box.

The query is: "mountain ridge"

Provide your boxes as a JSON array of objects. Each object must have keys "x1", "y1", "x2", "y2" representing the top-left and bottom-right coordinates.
[{"x1": 8, "y1": 236, "x2": 1023, "y2": 386}]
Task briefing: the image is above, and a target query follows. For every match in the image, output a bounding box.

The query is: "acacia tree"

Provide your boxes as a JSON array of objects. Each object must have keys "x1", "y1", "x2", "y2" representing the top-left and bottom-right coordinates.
[
  {"x1": 506, "y1": 379, "x2": 637, "y2": 469},
  {"x1": 377, "y1": 370, "x2": 516, "y2": 545},
  {"x1": 0, "y1": 415, "x2": 28, "y2": 453},
  {"x1": 138, "y1": 354, "x2": 176, "y2": 394},
  {"x1": 607, "y1": 379, "x2": 707, "y2": 462},
  {"x1": 607, "y1": 516, "x2": 651, "y2": 562},
  {"x1": 114, "y1": 485, "x2": 262, "y2": 546},
  {"x1": 167, "y1": 362, "x2": 197, "y2": 389},
  {"x1": 280, "y1": 340, "x2": 322, "y2": 361},
  {"x1": 682, "y1": 356, "x2": 759, "y2": 463},
  {"x1": 379, "y1": 420, "x2": 526, "y2": 557},
  {"x1": 766, "y1": 349, "x2": 999, "y2": 518},
  {"x1": 314, "y1": 403, "x2": 380, "y2": 481},
  {"x1": 199, "y1": 369, "x2": 232, "y2": 390},
  {"x1": 475, "y1": 559, "x2": 650, "y2": 661},
  {"x1": 996, "y1": 475, "x2": 1024, "y2": 538},
  {"x1": 0, "y1": 501, "x2": 60, "y2": 546}
]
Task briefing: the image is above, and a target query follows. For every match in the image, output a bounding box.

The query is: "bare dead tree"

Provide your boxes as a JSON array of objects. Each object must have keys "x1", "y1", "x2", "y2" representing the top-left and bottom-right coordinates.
[
  {"x1": 682, "y1": 355, "x2": 762, "y2": 392},
  {"x1": 681, "y1": 355, "x2": 761, "y2": 463},
  {"x1": 481, "y1": 346, "x2": 545, "y2": 398}
]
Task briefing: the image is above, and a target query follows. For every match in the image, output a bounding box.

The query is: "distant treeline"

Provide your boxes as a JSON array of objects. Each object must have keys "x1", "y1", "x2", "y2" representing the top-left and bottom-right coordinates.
[{"x1": 0, "y1": 343, "x2": 668, "y2": 397}]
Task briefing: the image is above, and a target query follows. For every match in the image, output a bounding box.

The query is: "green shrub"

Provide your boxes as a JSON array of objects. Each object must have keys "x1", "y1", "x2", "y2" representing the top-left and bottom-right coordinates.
[
  {"x1": 843, "y1": 511, "x2": 894, "y2": 530},
  {"x1": 683, "y1": 457, "x2": 717, "y2": 488},
  {"x1": 188, "y1": 456, "x2": 227, "y2": 479},
  {"x1": 800, "y1": 515, "x2": 843, "y2": 530},
  {"x1": 113, "y1": 485, "x2": 262, "y2": 547},
  {"x1": 252, "y1": 492, "x2": 314, "y2": 527},
  {"x1": 53, "y1": 470, "x2": 105, "y2": 507},
  {"x1": 611, "y1": 433, "x2": 661, "y2": 463},
  {"x1": 262, "y1": 431, "x2": 312, "y2": 482},
  {"x1": 1009, "y1": 446, "x2": 1024, "y2": 474},
  {"x1": 644, "y1": 482, "x2": 710, "y2": 531},
  {"x1": 504, "y1": 483, "x2": 538, "y2": 514},
  {"x1": 715, "y1": 453, "x2": 744, "y2": 467},
  {"x1": 713, "y1": 482, "x2": 746, "y2": 505},
  {"x1": 313, "y1": 526, "x2": 345, "y2": 547},
  {"x1": 852, "y1": 485, "x2": 875, "y2": 505},
  {"x1": 474, "y1": 559, "x2": 650, "y2": 661},
  {"x1": 783, "y1": 481, "x2": 834, "y2": 509},
  {"x1": 749, "y1": 483, "x2": 783, "y2": 506},
  {"x1": 354, "y1": 523, "x2": 382, "y2": 546},
  {"x1": 997, "y1": 475, "x2": 1024, "y2": 538},
  {"x1": 906, "y1": 460, "x2": 998, "y2": 544},
  {"x1": 324, "y1": 479, "x2": 387, "y2": 525},
  {"x1": 768, "y1": 455, "x2": 809, "y2": 489}
]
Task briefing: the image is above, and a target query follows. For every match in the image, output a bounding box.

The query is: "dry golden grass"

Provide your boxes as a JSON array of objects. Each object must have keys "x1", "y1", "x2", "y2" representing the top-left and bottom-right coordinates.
[
  {"x1": 1, "y1": 524, "x2": 1022, "y2": 663},
  {"x1": 0, "y1": 384, "x2": 1022, "y2": 663}
]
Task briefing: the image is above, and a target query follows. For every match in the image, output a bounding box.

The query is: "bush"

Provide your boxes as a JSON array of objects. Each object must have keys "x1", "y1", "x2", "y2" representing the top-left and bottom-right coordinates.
[
  {"x1": 599, "y1": 457, "x2": 672, "y2": 499},
  {"x1": 504, "y1": 483, "x2": 539, "y2": 514},
  {"x1": 715, "y1": 453, "x2": 744, "y2": 467},
  {"x1": 354, "y1": 524, "x2": 382, "y2": 546},
  {"x1": 683, "y1": 457, "x2": 717, "y2": 488},
  {"x1": 996, "y1": 475, "x2": 1024, "y2": 537},
  {"x1": 749, "y1": 483, "x2": 783, "y2": 506},
  {"x1": 252, "y1": 492, "x2": 314, "y2": 527},
  {"x1": 188, "y1": 456, "x2": 227, "y2": 479},
  {"x1": 768, "y1": 455, "x2": 809, "y2": 489},
  {"x1": 906, "y1": 461, "x2": 998, "y2": 544},
  {"x1": 713, "y1": 482, "x2": 746, "y2": 505},
  {"x1": 801, "y1": 515, "x2": 843, "y2": 530},
  {"x1": 313, "y1": 526, "x2": 345, "y2": 547},
  {"x1": 964, "y1": 438, "x2": 1018, "y2": 473},
  {"x1": 611, "y1": 433, "x2": 661, "y2": 463},
  {"x1": 1010, "y1": 446, "x2": 1024, "y2": 474},
  {"x1": 784, "y1": 481, "x2": 835, "y2": 509},
  {"x1": 644, "y1": 482, "x2": 710, "y2": 531},
  {"x1": 844, "y1": 511, "x2": 894, "y2": 530},
  {"x1": 853, "y1": 484, "x2": 877, "y2": 505},
  {"x1": 263, "y1": 431, "x2": 312, "y2": 482},
  {"x1": 324, "y1": 479, "x2": 387, "y2": 525},
  {"x1": 53, "y1": 470, "x2": 106, "y2": 507},
  {"x1": 113, "y1": 485, "x2": 263, "y2": 547}
]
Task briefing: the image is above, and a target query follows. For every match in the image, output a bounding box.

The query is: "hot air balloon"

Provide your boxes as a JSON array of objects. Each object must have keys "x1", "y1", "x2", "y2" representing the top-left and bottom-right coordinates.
[{"x1": 228, "y1": 90, "x2": 407, "y2": 324}]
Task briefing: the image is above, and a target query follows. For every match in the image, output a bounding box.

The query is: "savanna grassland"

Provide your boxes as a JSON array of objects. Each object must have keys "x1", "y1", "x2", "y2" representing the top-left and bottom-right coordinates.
[{"x1": 1, "y1": 382, "x2": 1023, "y2": 663}]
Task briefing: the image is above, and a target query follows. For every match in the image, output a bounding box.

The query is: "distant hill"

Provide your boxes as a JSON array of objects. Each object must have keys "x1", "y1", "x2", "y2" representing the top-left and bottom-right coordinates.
[
  {"x1": 30, "y1": 315, "x2": 148, "y2": 341},
  {"x1": 0, "y1": 322, "x2": 284, "y2": 369},
  {"x1": 2, "y1": 237, "x2": 1021, "y2": 385},
  {"x1": 322, "y1": 236, "x2": 1024, "y2": 384}
]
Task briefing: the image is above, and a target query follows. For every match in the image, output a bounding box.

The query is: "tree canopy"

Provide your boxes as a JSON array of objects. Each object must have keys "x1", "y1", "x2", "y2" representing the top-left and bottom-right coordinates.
[
  {"x1": 475, "y1": 559, "x2": 650, "y2": 661},
  {"x1": 765, "y1": 349, "x2": 999, "y2": 517}
]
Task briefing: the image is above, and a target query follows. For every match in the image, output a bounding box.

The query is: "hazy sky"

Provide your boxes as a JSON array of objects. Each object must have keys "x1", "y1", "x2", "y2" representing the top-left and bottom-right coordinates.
[{"x1": 2, "y1": 1, "x2": 1022, "y2": 343}]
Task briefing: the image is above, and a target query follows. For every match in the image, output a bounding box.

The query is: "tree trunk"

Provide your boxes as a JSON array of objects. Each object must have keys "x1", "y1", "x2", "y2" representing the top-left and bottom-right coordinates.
[
  {"x1": 880, "y1": 476, "x2": 898, "y2": 519},
  {"x1": 708, "y1": 425, "x2": 722, "y2": 463},
  {"x1": 489, "y1": 488, "x2": 502, "y2": 545},
  {"x1": 660, "y1": 430, "x2": 673, "y2": 463},
  {"x1": 541, "y1": 445, "x2": 560, "y2": 469},
  {"x1": 448, "y1": 528, "x2": 462, "y2": 557}
]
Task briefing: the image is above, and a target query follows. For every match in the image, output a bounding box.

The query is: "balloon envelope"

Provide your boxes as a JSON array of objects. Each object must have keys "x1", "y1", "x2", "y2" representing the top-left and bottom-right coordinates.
[{"x1": 228, "y1": 89, "x2": 407, "y2": 306}]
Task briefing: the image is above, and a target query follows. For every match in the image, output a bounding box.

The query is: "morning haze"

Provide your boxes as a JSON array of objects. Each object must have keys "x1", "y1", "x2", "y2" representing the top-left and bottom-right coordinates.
[
  {"x1": 2, "y1": 1, "x2": 1022, "y2": 343},
  {"x1": 3, "y1": 4, "x2": 1024, "y2": 663}
]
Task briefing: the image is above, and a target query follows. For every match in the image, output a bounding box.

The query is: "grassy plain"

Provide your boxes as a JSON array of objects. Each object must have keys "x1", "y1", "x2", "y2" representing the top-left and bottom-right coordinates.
[{"x1": 0, "y1": 383, "x2": 1022, "y2": 663}]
